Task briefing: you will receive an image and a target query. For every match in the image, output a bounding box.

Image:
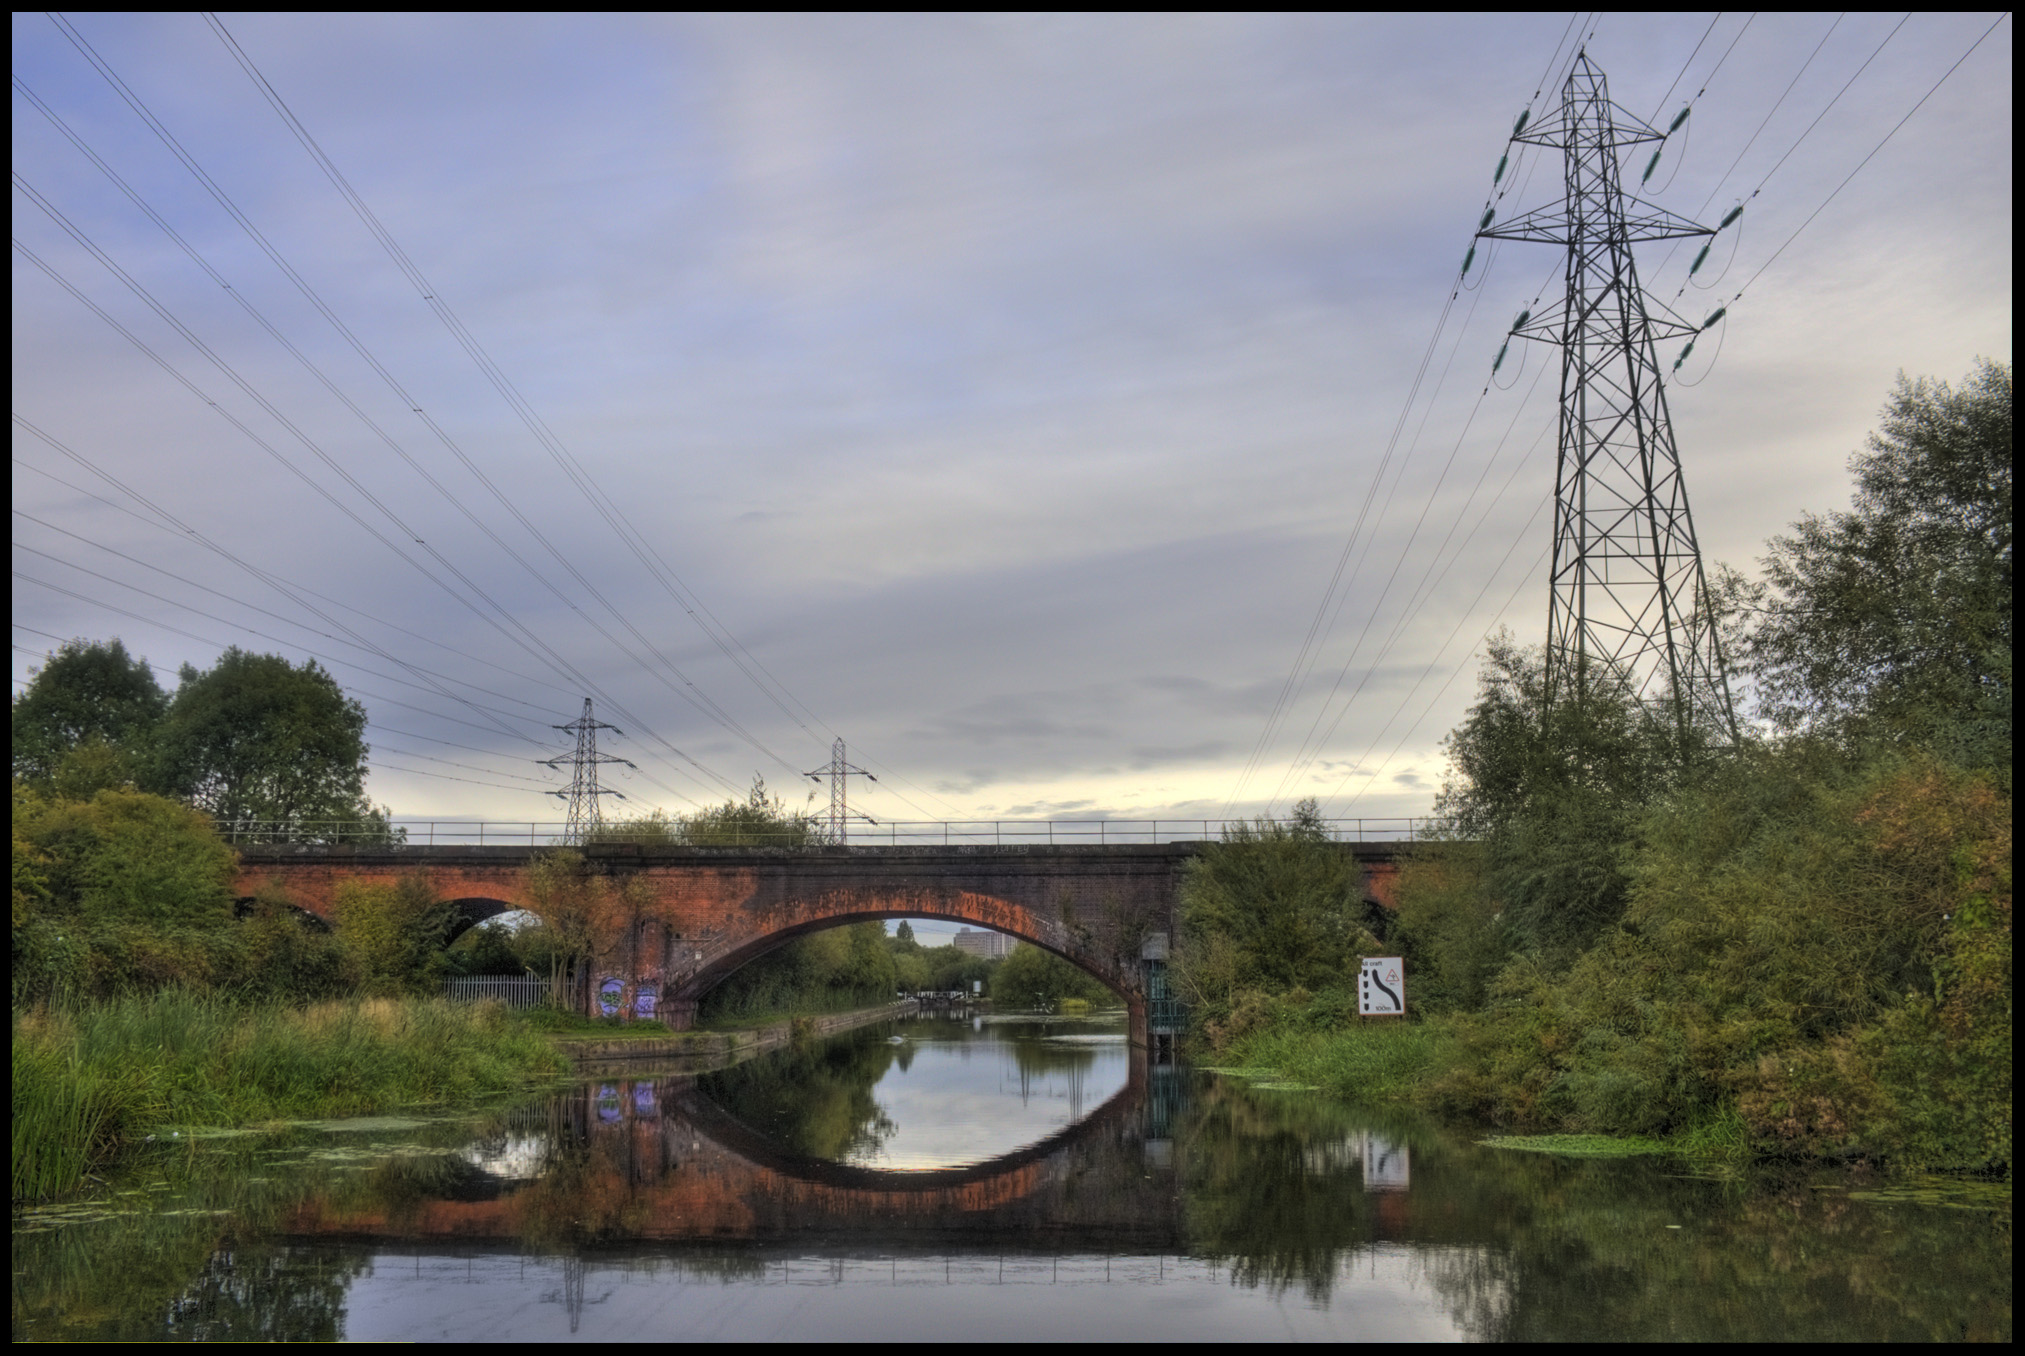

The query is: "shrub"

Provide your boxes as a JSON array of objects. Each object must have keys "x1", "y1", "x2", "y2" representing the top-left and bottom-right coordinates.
[{"x1": 330, "y1": 875, "x2": 456, "y2": 996}]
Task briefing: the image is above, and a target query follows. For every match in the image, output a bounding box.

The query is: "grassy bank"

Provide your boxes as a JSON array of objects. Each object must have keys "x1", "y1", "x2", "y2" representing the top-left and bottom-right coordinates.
[
  {"x1": 12, "y1": 991, "x2": 571, "y2": 1202},
  {"x1": 1216, "y1": 1017, "x2": 1457, "y2": 1104}
]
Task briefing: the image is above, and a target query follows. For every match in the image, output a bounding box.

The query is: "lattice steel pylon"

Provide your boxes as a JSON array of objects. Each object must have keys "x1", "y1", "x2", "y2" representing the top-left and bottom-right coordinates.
[
  {"x1": 540, "y1": 699, "x2": 635, "y2": 844},
  {"x1": 804, "y1": 737, "x2": 876, "y2": 844},
  {"x1": 1479, "y1": 52, "x2": 1738, "y2": 743}
]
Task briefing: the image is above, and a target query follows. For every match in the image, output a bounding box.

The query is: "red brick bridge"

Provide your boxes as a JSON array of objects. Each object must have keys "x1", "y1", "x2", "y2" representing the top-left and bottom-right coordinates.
[{"x1": 236, "y1": 841, "x2": 1405, "y2": 1046}]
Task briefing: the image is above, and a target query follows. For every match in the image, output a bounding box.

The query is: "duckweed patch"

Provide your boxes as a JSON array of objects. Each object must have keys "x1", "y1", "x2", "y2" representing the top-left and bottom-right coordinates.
[
  {"x1": 1840, "y1": 1178, "x2": 2012, "y2": 1212},
  {"x1": 1477, "y1": 1134, "x2": 1673, "y2": 1158}
]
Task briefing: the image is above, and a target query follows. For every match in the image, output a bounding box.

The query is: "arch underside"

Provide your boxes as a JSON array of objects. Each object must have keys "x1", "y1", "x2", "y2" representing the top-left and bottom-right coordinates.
[{"x1": 671, "y1": 899, "x2": 1136, "y2": 1007}]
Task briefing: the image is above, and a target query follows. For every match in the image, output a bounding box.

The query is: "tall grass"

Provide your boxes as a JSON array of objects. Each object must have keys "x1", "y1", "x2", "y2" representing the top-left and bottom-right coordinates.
[
  {"x1": 1224, "y1": 1019, "x2": 1458, "y2": 1103},
  {"x1": 12, "y1": 991, "x2": 570, "y2": 1201}
]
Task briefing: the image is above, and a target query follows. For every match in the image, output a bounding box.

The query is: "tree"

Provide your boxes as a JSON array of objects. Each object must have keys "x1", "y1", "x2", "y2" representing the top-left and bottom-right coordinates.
[
  {"x1": 990, "y1": 942, "x2": 1110, "y2": 1011},
  {"x1": 1430, "y1": 634, "x2": 1703, "y2": 955},
  {"x1": 330, "y1": 873, "x2": 457, "y2": 995},
  {"x1": 521, "y1": 849, "x2": 644, "y2": 1007},
  {"x1": 1177, "y1": 798, "x2": 1372, "y2": 996},
  {"x1": 155, "y1": 649, "x2": 370, "y2": 835},
  {"x1": 11, "y1": 638, "x2": 167, "y2": 792},
  {"x1": 678, "y1": 775, "x2": 824, "y2": 846},
  {"x1": 1748, "y1": 360, "x2": 2011, "y2": 776},
  {"x1": 893, "y1": 919, "x2": 915, "y2": 945}
]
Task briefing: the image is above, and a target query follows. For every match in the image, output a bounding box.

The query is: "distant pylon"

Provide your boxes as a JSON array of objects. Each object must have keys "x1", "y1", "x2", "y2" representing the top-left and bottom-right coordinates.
[
  {"x1": 540, "y1": 698, "x2": 635, "y2": 845},
  {"x1": 804, "y1": 737, "x2": 877, "y2": 844},
  {"x1": 1478, "y1": 51, "x2": 1738, "y2": 742}
]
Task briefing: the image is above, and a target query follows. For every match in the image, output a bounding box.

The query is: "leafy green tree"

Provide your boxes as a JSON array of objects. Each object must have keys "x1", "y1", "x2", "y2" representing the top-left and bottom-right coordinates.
[
  {"x1": 15, "y1": 787, "x2": 236, "y2": 931},
  {"x1": 893, "y1": 919, "x2": 915, "y2": 945},
  {"x1": 1176, "y1": 798, "x2": 1376, "y2": 1006},
  {"x1": 678, "y1": 775, "x2": 824, "y2": 846},
  {"x1": 1747, "y1": 360, "x2": 2011, "y2": 776},
  {"x1": 154, "y1": 649, "x2": 371, "y2": 836},
  {"x1": 330, "y1": 874, "x2": 456, "y2": 995},
  {"x1": 1431, "y1": 635, "x2": 1703, "y2": 956},
  {"x1": 12, "y1": 784, "x2": 242, "y2": 1000},
  {"x1": 585, "y1": 809, "x2": 680, "y2": 847},
  {"x1": 922, "y1": 943, "x2": 997, "y2": 994},
  {"x1": 11, "y1": 639, "x2": 167, "y2": 792},
  {"x1": 990, "y1": 941, "x2": 1110, "y2": 1010}
]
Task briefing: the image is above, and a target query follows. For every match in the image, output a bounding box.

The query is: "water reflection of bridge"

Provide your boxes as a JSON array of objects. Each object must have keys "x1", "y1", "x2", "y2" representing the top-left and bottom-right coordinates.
[{"x1": 283, "y1": 1068, "x2": 1185, "y2": 1254}]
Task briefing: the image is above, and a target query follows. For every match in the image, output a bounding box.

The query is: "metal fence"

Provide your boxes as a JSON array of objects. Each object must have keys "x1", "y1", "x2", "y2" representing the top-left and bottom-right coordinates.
[
  {"x1": 223, "y1": 817, "x2": 1442, "y2": 848},
  {"x1": 444, "y1": 975, "x2": 573, "y2": 1009}
]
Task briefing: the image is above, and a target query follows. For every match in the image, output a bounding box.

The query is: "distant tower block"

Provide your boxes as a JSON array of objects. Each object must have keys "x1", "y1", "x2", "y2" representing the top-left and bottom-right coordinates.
[
  {"x1": 951, "y1": 928, "x2": 1018, "y2": 960},
  {"x1": 1478, "y1": 52, "x2": 1738, "y2": 742}
]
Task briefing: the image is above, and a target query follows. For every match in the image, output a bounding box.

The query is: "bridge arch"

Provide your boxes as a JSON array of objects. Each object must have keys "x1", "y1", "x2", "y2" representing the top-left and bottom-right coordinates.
[
  {"x1": 656, "y1": 882, "x2": 1145, "y2": 1035},
  {"x1": 674, "y1": 903, "x2": 1131, "y2": 1016}
]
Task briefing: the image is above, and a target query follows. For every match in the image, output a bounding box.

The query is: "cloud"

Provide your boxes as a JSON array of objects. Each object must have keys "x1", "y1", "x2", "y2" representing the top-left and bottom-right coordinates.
[{"x1": 11, "y1": 13, "x2": 2010, "y2": 828}]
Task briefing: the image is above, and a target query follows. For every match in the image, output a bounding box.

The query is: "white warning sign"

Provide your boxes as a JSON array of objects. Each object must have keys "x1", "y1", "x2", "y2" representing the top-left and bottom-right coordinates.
[{"x1": 1359, "y1": 957, "x2": 1405, "y2": 1015}]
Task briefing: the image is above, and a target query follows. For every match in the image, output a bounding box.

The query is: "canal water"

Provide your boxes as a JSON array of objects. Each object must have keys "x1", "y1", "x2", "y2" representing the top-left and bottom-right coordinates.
[{"x1": 13, "y1": 1011, "x2": 2011, "y2": 1341}]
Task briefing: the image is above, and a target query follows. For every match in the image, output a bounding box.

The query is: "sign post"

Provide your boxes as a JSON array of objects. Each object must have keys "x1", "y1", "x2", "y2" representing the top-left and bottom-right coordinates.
[{"x1": 1358, "y1": 957, "x2": 1405, "y2": 1016}]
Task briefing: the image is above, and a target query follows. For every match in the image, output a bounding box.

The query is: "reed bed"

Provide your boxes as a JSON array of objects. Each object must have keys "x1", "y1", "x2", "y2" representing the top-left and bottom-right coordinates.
[{"x1": 12, "y1": 991, "x2": 570, "y2": 1201}]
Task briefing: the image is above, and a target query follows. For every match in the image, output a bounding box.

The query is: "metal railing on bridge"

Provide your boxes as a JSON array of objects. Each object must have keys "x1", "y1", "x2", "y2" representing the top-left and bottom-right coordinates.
[{"x1": 220, "y1": 817, "x2": 1442, "y2": 848}]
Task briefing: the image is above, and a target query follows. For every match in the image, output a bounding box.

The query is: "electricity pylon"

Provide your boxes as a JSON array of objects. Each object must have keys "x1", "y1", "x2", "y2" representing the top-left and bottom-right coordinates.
[
  {"x1": 1478, "y1": 51, "x2": 1738, "y2": 742},
  {"x1": 804, "y1": 737, "x2": 877, "y2": 844},
  {"x1": 540, "y1": 698, "x2": 634, "y2": 844}
]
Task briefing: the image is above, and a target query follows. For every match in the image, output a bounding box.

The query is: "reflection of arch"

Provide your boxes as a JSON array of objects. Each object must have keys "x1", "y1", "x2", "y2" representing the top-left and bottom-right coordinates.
[
  {"x1": 674, "y1": 1073, "x2": 1140, "y2": 1193},
  {"x1": 443, "y1": 897, "x2": 514, "y2": 946}
]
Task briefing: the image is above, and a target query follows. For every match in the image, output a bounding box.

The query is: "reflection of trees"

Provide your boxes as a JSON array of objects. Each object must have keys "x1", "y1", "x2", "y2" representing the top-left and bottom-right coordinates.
[
  {"x1": 1003, "y1": 1025, "x2": 1102, "y2": 1118},
  {"x1": 1179, "y1": 1079, "x2": 1396, "y2": 1302},
  {"x1": 1411, "y1": 1160, "x2": 2017, "y2": 1341},
  {"x1": 698, "y1": 1025, "x2": 899, "y2": 1162},
  {"x1": 158, "y1": 1243, "x2": 365, "y2": 1341},
  {"x1": 1180, "y1": 1077, "x2": 2012, "y2": 1339}
]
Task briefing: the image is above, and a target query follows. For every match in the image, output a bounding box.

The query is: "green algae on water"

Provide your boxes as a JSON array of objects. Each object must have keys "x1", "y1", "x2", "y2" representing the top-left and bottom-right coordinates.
[{"x1": 1477, "y1": 1134, "x2": 1671, "y2": 1158}]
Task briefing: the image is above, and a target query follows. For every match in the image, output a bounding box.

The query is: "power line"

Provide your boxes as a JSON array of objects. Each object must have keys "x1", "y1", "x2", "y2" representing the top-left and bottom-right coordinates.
[
  {"x1": 1225, "y1": 20, "x2": 1592, "y2": 815},
  {"x1": 194, "y1": 10, "x2": 973, "y2": 823},
  {"x1": 12, "y1": 188, "x2": 745, "y2": 798},
  {"x1": 11, "y1": 454, "x2": 582, "y2": 702},
  {"x1": 13, "y1": 510, "x2": 558, "y2": 718},
  {"x1": 10, "y1": 540, "x2": 552, "y2": 731},
  {"x1": 1729, "y1": 12, "x2": 2008, "y2": 302},
  {"x1": 1266, "y1": 358, "x2": 1559, "y2": 811},
  {"x1": 1330, "y1": 534, "x2": 1554, "y2": 817},
  {"x1": 14, "y1": 72, "x2": 791, "y2": 775},
  {"x1": 191, "y1": 16, "x2": 824, "y2": 746},
  {"x1": 22, "y1": 23, "x2": 773, "y2": 804}
]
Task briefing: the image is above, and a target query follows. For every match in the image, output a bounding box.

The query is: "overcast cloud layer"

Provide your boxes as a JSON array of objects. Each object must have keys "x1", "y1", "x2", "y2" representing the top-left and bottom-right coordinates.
[{"x1": 12, "y1": 13, "x2": 2014, "y2": 834}]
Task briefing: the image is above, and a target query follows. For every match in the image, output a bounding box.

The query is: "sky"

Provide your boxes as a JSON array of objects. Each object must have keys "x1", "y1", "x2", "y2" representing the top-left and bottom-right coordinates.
[{"x1": 12, "y1": 13, "x2": 2014, "y2": 852}]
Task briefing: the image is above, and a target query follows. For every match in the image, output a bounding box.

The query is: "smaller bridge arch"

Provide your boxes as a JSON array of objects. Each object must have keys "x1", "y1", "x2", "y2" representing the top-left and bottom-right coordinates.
[{"x1": 443, "y1": 897, "x2": 517, "y2": 947}]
